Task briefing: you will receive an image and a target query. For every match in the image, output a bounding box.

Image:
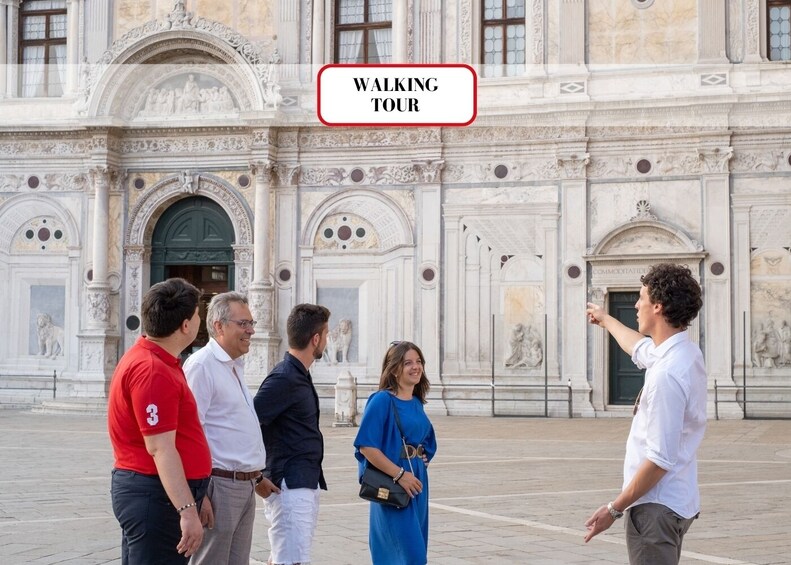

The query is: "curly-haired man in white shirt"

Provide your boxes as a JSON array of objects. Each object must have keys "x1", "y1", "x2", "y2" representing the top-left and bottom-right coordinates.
[{"x1": 584, "y1": 263, "x2": 706, "y2": 565}]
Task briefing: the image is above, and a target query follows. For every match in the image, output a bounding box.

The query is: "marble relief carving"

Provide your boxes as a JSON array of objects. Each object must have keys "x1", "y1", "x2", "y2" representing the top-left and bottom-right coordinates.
[
  {"x1": 324, "y1": 319, "x2": 353, "y2": 365},
  {"x1": 87, "y1": 290, "x2": 111, "y2": 323},
  {"x1": 298, "y1": 129, "x2": 441, "y2": 148},
  {"x1": 752, "y1": 319, "x2": 791, "y2": 368},
  {"x1": 731, "y1": 151, "x2": 785, "y2": 172},
  {"x1": 504, "y1": 323, "x2": 544, "y2": 368},
  {"x1": 36, "y1": 314, "x2": 64, "y2": 358},
  {"x1": 137, "y1": 75, "x2": 238, "y2": 118}
]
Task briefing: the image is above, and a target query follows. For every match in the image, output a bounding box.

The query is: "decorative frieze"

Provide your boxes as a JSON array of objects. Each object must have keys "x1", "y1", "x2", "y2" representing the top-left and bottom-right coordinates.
[
  {"x1": 118, "y1": 135, "x2": 250, "y2": 154},
  {"x1": 731, "y1": 150, "x2": 786, "y2": 172},
  {"x1": 298, "y1": 129, "x2": 441, "y2": 148}
]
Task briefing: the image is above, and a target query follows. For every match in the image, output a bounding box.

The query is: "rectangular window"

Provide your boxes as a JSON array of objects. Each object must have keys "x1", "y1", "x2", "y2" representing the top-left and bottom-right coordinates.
[
  {"x1": 482, "y1": 0, "x2": 525, "y2": 78},
  {"x1": 335, "y1": 0, "x2": 392, "y2": 64},
  {"x1": 19, "y1": 0, "x2": 68, "y2": 97},
  {"x1": 768, "y1": 0, "x2": 791, "y2": 61}
]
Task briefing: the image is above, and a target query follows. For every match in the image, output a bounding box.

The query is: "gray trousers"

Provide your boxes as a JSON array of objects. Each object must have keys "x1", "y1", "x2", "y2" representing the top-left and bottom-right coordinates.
[
  {"x1": 626, "y1": 503, "x2": 697, "y2": 565},
  {"x1": 189, "y1": 476, "x2": 257, "y2": 565}
]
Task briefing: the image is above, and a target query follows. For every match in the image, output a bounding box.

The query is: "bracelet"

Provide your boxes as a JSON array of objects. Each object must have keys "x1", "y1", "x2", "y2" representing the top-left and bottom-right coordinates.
[
  {"x1": 393, "y1": 467, "x2": 405, "y2": 483},
  {"x1": 177, "y1": 502, "x2": 197, "y2": 514}
]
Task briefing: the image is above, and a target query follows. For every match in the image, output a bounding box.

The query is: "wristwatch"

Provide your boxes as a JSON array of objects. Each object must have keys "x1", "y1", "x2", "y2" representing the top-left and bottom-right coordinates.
[{"x1": 607, "y1": 502, "x2": 624, "y2": 520}]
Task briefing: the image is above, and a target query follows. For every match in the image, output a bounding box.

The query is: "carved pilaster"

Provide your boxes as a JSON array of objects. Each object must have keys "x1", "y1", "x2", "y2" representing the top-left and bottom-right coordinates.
[
  {"x1": 744, "y1": 0, "x2": 762, "y2": 62},
  {"x1": 698, "y1": 0, "x2": 727, "y2": 63},
  {"x1": 75, "y1": 332, "x2": 119, "y2": 397},
  {"x1": 251, "y1": 160, "x2": 274, "y2": 287},
  {"x1": 0, "y1": 4, "x2": 7, "y2": 97},
  {"x1": 559, "y1": 0, "x2": 585, "y2": 65},
  {"x1": 527, "y1": 0, "x2": 546, "y2": 74},
  {"x1": 246, "y1": 284, "x2": 281, "y2": 384}
]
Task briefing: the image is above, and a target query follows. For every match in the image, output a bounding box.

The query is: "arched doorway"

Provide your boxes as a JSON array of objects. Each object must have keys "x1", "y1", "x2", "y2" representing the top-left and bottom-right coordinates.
[{"x1": 151, "y1": 196, "x2": 235, "y2": 354}]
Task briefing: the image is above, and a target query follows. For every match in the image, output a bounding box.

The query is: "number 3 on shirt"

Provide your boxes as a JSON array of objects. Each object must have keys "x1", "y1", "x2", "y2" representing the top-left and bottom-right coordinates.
[{"x1": 146, "y1": 403, "x2": 159, "y2": 426}]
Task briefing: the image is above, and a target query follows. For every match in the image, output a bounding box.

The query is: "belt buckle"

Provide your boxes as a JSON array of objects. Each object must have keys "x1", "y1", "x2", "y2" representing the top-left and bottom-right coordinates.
[{"x1": 405, "y1": 444, "x2": 416, "y2": 458}]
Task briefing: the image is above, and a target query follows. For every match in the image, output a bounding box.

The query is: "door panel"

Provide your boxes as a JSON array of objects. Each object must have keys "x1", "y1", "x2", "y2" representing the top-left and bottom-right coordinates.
[{"x1": 608, "y1": 291, "x2": 645, "y2": 405}]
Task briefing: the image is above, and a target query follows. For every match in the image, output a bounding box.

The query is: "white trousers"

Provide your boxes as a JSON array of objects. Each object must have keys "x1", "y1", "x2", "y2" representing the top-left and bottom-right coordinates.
[{"x1": 263, "y1": 479, "x2": 320, "y2": 565}]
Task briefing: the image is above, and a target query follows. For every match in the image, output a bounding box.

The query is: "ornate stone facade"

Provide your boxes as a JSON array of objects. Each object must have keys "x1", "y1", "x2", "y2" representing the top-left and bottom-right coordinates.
[{"x1": 0, "y1": 1, "x2": 789, "y2": 418}]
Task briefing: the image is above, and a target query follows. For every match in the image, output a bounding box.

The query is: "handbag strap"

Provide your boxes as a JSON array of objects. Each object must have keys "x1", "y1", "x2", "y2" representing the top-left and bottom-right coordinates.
[{"x1": 389, "y1": 394, "x2": 415, "y2": 475}]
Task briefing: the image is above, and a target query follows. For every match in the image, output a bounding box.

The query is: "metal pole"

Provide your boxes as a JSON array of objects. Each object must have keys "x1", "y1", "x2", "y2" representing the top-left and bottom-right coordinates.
[
  {"x1": 53, "y1": 369, "x2": 57, "y2": 399},
  {"x1": 491, "y1": 314, "x2": 495, "y2": 417},
  {"x1": 544, "y1": 313, "x2": 548, "y2": 418},
  {"x1": 568, "y1": 379, "x2": 572, "y2": 419},
  {"x1": 714, "y1": 379, "x2": 719, "y2": 421},
  {"x1": 743, "y1": 311, "x2": 747, "y2": 418}
]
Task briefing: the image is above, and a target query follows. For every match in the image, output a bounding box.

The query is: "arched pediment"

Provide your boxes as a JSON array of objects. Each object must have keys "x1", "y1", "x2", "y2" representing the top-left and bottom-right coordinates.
[
  {"x1": 126, "y1": 173, "x2": 252, "y2": 248},
  {"x1": 0, "y1": 195, "x2": 81, "y2": 254},
  {"x1": 588, "y1": 220, "x2": 703, "y2": 258},
  {"x1": 302, "y1": 189, "x2": 414, "y2": 252},
  {"x1": 83, "y1": 4, "x2": 279, "y2": 119}
]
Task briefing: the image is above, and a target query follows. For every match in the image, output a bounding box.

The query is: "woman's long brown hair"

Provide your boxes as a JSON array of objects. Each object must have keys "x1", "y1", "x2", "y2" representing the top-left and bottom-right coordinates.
[{"x1": 378, "y1": 341, "x2": 430, "y2": 404}]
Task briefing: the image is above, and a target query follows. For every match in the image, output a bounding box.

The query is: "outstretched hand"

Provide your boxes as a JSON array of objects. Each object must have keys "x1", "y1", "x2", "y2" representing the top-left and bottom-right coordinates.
[
  {"x1": 583, "y1": 504, "x2": 615, "y2": 543},
  {"x1": 586, "y1": 302, "x2": 607, "y2": 327}
]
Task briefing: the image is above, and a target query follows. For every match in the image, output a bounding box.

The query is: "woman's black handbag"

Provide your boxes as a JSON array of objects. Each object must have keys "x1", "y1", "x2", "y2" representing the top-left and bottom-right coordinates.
[
  {"x1": 358, "y1": 464, "x2": 410, "y2": 509},
  {"x1": 358, "y1": 395, "x2": 414, "y2": 509}
]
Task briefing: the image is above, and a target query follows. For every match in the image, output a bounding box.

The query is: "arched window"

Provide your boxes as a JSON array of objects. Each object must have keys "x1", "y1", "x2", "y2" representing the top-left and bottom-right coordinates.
[
  {"x1": 334, "y1": 0, "x2": 392, "y2": 63},
  {"x1": 18, "y1": 0, "x2": 67, "y2": 97}
]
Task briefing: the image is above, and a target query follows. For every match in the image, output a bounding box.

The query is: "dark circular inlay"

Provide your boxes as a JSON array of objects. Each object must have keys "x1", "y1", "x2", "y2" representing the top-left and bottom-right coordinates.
[
  {"x1": 350, "y1": 168, "x2": 365, "y2": 183},
  {"x1": 54, "y1": 230, "x2": 63, "y2": 239},
  {"x1": 355, "y1": 227, "x2": 366, "y2": 238},
  {"x1": 567, "y1": 265, "x2": 581, "y2": 279},
  {"x1": 422, "y1": 268, "x2": 436, "y2": 282},
  {"x1": 42, "y1": 219, "x2": 47, "y2": 224},
  {"x1": 323, "y1": 228, "x2": 334, "y2": 239},
  {"x1": 341, "y1": 244, "x2": 347, "y2": 249},
  {"x1": 636, "y1": 159, "x2": 652, "y2": 174},
  {"x1": 87, "y1": 269, "x2": 93, "y2": 282},
  {"x1": 494, "y1": 164, "x2": 509, "y2": 179},
  {"x1": 238, "y1": 174, "x2": 250, "y2": 188},
  {"x1": 278, "y1": 269, "x2": 291, "y2": 282},
  {"x1": 126, "y1": 315, "x2": 141, "y2": 331},
  {"x1": 501, "y1": 255, "x2": 509, "y2": 263},
  {"x1": 25, "y1": 230, "x2": 34, "y2": 239},
  {"x1": 27, "y1": 176, "x2": 40, "y2": 189},
  {"x1": 38, "y1": 228, "x2": 50, "y2": 242},
  {"x1": 41, "y1": 245, "x2": 46, "y2": 250},
  {"x1": 710, "y1": 262, "x2": 725, "y2": 276},
  {"x1": 133, "y1": 177, "x2": 145, "y2": 190},
  {"x1": 788, "y1": 153, "x2": 791, "y2": 167},
  {"x1": 338, "y1": 225, "x2": 352, "y2": 241}
]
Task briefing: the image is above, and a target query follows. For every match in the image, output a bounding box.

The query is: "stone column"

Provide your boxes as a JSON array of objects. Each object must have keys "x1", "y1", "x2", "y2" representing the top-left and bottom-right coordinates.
[
  {"x1": 418, "y1": 0, "x2": 441, "y2": 63},
  {"x1": 731, "y1": 198, "x2": 752, "y2": 374},
  {"x1": 699, "y1": 147, "x2": 741, "y2": 418},
  {"x1": 76, "y1": 166, "x2": 119, "y2": 398},
  {"x1": 558, "y1": 152, "x2": 595, "y2": 416},
  {"x1": 246, "y1": 160, "x2": 280, "y2": 384},
  {"x1": 0, "y1": 3, "x2": 7, "y2": 97},
  {"x1": 541, "y1": 211, "x2": 560, "y2": 380},
  {"x1": 698, "y1": 0, "x2": 727, "y2": 63},
  {"x1": 392, "y1": 0, "x2": 408, "y2": 62},
  {"x1": 311, "y1": 0, "x2": 325, "y2": 75},
  {"x1": 66, "y1": 0, "x2": 81, "y2": 94},
  {"x1": 413, "y1": 159, "x2": 443, "y2": 381},
  {"x1": 559, "y1": 0, "x2": 585, "y2": 65},
  {"x1": 442, "y1": 214, "x2": 462, "y2": 375}
]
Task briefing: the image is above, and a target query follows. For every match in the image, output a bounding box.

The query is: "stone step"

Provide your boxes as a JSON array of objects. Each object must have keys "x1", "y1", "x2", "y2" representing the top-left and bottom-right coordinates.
[{"x1": 32, "y1": 398, "x2": 108, "y2": 416}]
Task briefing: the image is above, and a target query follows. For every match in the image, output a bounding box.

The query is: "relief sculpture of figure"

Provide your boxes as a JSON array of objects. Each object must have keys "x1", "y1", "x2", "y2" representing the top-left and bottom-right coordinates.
[
  {"x1": 504, "y1": 323, "x2": 527, "y2": 367},
  {"x1": 780, "y1": 320, "x2": 791, "y2": 366},
  {"x1": 36, "y1": 314, "x2": 64, "y2": 358},
  {"x1": 505, "y1": 323, "x2": 543, "y2": 368},
  {"x1": 754, "y1": 320, "x2": 782, "y2": 368},
  {"x1": 324, "y1": 319, "x2": 352, "y2": 364}
]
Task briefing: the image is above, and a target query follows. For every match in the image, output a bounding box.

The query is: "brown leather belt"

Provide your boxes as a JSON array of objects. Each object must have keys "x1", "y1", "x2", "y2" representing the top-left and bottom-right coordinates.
[
  {"x1": 399, "y1": 444, "x2": 425, "y2": 459},
  {"x1": 211, "y1": 468, "x2": 262, "y2": 481}
]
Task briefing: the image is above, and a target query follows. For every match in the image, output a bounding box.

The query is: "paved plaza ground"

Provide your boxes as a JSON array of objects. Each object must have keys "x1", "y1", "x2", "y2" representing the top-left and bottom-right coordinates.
[{"x1": 0, "y1": 409, "x2": 789, "y2": 564}]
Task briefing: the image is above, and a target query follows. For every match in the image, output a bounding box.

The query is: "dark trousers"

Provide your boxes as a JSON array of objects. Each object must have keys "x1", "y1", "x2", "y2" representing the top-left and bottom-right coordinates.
[
  {"x1": 625, "y1": 503, "x2": 697, "y2": 565},
  {"x1": 111, "y1": 469, "x2": 209, "y2": 565}
]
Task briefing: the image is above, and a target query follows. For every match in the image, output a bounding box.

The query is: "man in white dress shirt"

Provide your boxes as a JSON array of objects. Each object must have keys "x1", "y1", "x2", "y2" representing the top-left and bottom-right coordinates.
[
  {"x1": 185, "y1": 292, "x2": 280, "y2": 565},
  {"x1": 583, "y1": 263, "x2": 706, "y2": 564}
]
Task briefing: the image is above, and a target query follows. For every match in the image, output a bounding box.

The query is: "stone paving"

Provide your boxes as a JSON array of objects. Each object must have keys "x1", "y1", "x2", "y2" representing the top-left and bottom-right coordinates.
[{"x1": 0, "y1": 410, "x2": 789, "y2": 564}]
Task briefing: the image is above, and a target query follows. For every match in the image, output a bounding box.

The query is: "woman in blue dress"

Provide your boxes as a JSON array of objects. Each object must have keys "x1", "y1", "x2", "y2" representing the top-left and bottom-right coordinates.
[{"x1": 354, "y1": 341, "x2": 437, "y2": 565}]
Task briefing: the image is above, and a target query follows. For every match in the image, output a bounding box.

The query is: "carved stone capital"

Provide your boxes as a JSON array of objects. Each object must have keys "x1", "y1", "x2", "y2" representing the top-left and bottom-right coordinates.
[
  {"x1": 412, "y1": 159, "x2": 445, "y2": 184},
  {"x1": 275, "y1": 163, "x2": 301, "y2": 186},
  {"x1": 251, "y1": 160, "x2": 275, "y2": 184},
  {"x1": 697, "y1": 147, "x2": 733, "y2": 174},
  {"x1": 556, "y1": 153, "x2": 590, "y2": 179}
]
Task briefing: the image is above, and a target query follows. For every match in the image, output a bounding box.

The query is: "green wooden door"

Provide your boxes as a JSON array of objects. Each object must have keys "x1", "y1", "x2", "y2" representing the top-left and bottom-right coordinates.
[
  {"x1": 608, "y1": 291, "x2": 645, "y2": 405},
  {"x1": 150, "y1": 196, "x2": 235, "y2": 353}
]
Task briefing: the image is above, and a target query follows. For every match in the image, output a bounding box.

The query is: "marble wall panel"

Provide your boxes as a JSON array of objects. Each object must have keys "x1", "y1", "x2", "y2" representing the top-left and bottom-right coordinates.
[
  {"x1": 115, "y1": 0, "x2": 152, "y2": 37},
  {"x1": 502, "y1": 285, "x2": 545, "y2": 341},
  {"x1": 588, "y1": 0, "x2": 697, "y2": 65},
  {"x1": 28, "y1": 285, "x2": 65, "y2": 356},
  {"x1": 589, "y1": 180, "x2": 701, "y2": 245},
  {"x1": 197, "y1": 0, "x2": 231, "y2": 26},
  {"x1": 316, "y1": 287, "x2": 359, "y2": 364},
  {"x1": 237, "y1": 0, "x2": 275, "y2": 42}
]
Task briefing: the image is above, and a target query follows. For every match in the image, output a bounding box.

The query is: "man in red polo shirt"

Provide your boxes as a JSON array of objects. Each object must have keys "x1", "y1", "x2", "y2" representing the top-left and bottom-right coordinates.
[{"x1": 108, "y1": 278, "x2": 212, "y2": 564}]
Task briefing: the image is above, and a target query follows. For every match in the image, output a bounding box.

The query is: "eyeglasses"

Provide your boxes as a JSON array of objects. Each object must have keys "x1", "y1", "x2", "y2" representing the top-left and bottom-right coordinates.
[{"x1": 227, "y1": 319, "x2": 257, "y2": 329}]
